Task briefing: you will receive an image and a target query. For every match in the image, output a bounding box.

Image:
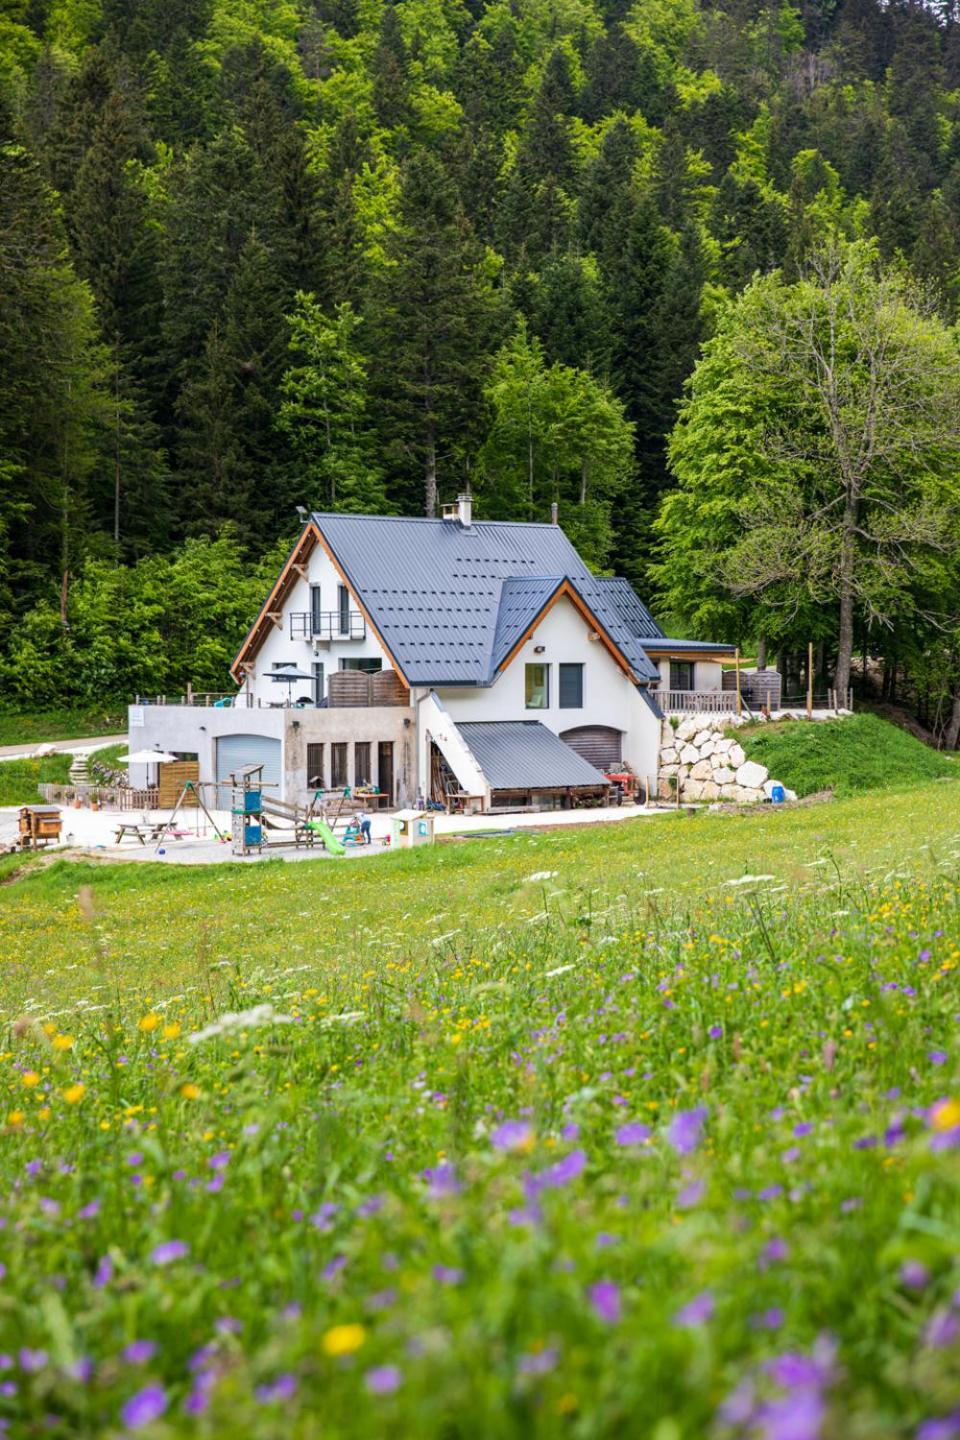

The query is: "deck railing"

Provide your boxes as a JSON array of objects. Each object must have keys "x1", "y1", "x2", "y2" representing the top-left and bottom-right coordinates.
[
  {"x1": 289, "y1": 611, "x2": 366, "y2": 641},
  {"x1": 661, "y1": 690, "x2": 738, "y2": 714}
]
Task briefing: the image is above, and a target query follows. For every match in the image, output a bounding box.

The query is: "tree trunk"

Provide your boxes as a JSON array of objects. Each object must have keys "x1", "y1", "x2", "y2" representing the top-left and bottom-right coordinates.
[
  {"x1": 424, "y1": 425, "x2": 437, "y2": 518},
  {"x1": 834, "y1": 493, "x2": 857, "y2": 701},
  {"x1": 756, "y1": 638, "x2": 766, "y2": 670},
  {"x1": 944, "y1": 690, "x2": 960, "y2": 752}
]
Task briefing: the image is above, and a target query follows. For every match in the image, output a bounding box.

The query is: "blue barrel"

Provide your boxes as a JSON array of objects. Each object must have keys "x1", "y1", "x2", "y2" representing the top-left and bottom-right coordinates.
[{"x1": 770, "y1": 784, "x2": 785, "y2": 804}]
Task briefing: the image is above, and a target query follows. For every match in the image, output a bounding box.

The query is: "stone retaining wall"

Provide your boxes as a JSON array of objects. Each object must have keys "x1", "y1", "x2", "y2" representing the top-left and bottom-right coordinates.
[{"x1": 658, "y1": 714, "x2": 796, "y2": 805}]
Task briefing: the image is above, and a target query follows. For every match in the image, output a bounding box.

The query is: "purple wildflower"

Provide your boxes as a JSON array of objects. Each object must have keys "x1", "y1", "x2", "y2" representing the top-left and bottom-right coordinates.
[
  {"x1": 615, "y1": 1121, "x2": 652, "y2": 1147},
  {"x1": 750, "y1": 1308, "x2": 785, "y2": 1332},
  {"x1": 310, "y1": 1202, "x2": 339, "y2": 1232},
  {"x1": 424, "y1": 1163, "x2": 460, "y2": 1198},
  {"x1": 254, "y1": 1374, "x2": 298, "y2": 1404},
  {"x1": 534, "y1": 1149, "x2": 586, "y2": 1191},
  {"x1": 588, "y1": 1280, "x2": 622, "y2": 1324},
  {"x1": 674, "y1": 1291, "x2": 714, "y2": 1328},
  {"x1": 365, "y1": 1365, "x2": 402, "y2": 1396},
  {"x1": 209, "y1": 1151, "x2": 231, "y2": 1170},
  {"x1": 667, "y1": 1106, "x2": 708, "y2": 1157},
  {"x1": 18, "y1": 1349, "x2": 48, "y2": 1373},
  {"x1": 677, "y1": 1179, "x2": 705, "y2": 1209},
  {"x1": 517, "y1": 1348, "x2": 559, "y2": 1377},
  {"x1": 760, "y1": 1238, "x2": 790, "y2": 1269},
  {"x1": 793, "y1": 1122, "x2": 814, "y2": 1137},
  {"x1": 432, "y1": 1264, "x2": 463, "y2": 1285},
  {"x1": 708, "y1": 1025, "x2": 724, "y2": 1039},
  {"x1": 77, "y1": 1200, "x2": 100, "y2": 1221},
  {"x1": 901, "y1": 1261, "x2": 930, "y2": 1291},
  {"x1": 929, "y1": 1052, "x2": 948, "y2": 1066},
  {"x1": 93, "y1": 1256, "x2": 113, "y2": 1290},
  {"x1": 491, "y1": 1119, "x2": 534, "y2": 1153},
  {"x1": 121, "y1": 1384, "x2": 168, "y2": 1430},
  {"x1": 150, "y1": 1240, "x2": 188, "y2": 1266},
  {"x1": 121, "y1": 1342, "x2": 156, "y2": 1366},
  {"x1": 924, "y1": 1310, "x2": 960, "y2": 1349},
  {"x1": 916, "y1": 1416, "x2": 960, "y2": 1440}
]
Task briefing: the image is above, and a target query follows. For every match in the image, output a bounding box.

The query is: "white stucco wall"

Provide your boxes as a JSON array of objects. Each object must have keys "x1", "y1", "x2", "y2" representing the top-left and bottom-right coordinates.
[
  {"x1": 659, "y1": 658, "x2": 724, "y2": 691},
  {"x1": 435, "y1": 596, "x2": 661, "y2": 782},
  {"x1": 241, "y1": 544, "x2": 391, "y2": 704}
]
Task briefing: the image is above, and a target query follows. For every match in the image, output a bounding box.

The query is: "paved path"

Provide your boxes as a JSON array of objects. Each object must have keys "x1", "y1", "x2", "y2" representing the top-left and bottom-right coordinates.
[{"x1": 0, "y1": 735, "x2": 123, "y2": 761}]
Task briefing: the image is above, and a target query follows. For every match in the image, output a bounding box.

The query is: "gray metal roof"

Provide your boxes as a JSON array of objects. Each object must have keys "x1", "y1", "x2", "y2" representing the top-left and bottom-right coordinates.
[
  {"x1": 641, "y1": 638, "x2": 737, "y2": 654},
  {"x1": 312, "y1": 513, "x2": 663, "y2": 686},
  {"x1": 456, "y1": 721, "x2": 609, "y2": 790}
]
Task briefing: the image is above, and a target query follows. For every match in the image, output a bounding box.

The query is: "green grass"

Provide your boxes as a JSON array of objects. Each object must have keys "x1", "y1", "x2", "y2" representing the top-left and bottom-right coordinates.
[
  {"x1": 738, "y1": 711, "x2": 958, "y2": 797},
  {"x1": 0, "y1": 752, "x2": 73, "y2": 806},
  {"x1": 0, "y1": 744, "x2": 128, "y2": 807},
  {"x1": 0, "y1": 785, "x2": 959, "y2": 1437},
  {"x1": 0, "y1": 707, "x2": 125, "y2": 747}
]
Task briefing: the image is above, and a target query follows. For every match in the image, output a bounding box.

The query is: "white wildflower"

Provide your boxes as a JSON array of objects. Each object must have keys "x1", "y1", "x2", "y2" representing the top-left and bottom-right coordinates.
[
  {"x1": 187, "y1": 1003, "x2": 295, "y2": 1045},
  {"x1": 525, "y1": 871, "x2": 558, "y2": 883},
  {"x1": 724, "y1": 874, "x2": 776, "y2": 886}
]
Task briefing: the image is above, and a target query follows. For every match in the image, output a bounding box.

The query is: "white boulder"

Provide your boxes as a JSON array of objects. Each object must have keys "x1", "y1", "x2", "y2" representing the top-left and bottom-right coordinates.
[
  {"x1": 690, "y1": 759, "x2": 713, "y2": 781},
  {"x1": 735, "y1": 760, "x2": 768, "y2": 790}
]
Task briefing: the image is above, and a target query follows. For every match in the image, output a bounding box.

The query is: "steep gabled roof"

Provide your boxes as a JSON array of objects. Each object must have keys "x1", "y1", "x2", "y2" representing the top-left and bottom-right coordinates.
[{"x1": 232, "y1": 512, "x2": 670, "y2": 687}]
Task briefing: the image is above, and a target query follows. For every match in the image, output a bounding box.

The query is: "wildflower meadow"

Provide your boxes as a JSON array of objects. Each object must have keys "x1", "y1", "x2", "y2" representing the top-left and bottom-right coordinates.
[{"x1": 0, "y1": 782, "x2": 959, "y2": 1438}]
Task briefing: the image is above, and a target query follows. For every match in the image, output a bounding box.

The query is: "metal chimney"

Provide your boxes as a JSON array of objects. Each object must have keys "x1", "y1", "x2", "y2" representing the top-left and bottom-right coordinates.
[
  {"x1": 550, "y1": 502, "x2": 558, "y2": 525},
  {"x1": 457, "y1": 493, "x2": 473, "y2": 528}
]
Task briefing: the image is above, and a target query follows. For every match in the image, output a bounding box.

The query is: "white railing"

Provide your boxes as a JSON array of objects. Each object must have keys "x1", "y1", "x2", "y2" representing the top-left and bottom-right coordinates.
[{"x1": 661, "y1": 690, "x2": 737, "y2": 714}]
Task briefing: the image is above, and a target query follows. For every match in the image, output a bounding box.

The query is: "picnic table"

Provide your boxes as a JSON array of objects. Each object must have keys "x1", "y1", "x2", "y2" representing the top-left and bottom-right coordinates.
[{"x1": 113, "y1": 821, "x2": 165, "y2": 845}]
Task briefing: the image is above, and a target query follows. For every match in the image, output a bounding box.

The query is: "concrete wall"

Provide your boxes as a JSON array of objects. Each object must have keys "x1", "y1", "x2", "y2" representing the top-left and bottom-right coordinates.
[
  {"x1": 435, "y1": 595, "x2": 661, "y2": 783},
  {"x1": 127, "y1": 702, "x2": 415, "y2": 806},
  {"x1": 242, "y1": 543, "x2": 392, "y2": 704}
]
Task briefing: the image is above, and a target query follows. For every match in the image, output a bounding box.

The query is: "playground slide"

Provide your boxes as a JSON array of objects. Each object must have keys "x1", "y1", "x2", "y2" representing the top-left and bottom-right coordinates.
[{"x1": 306, "y1": 818, "x2": 347, "y2": 856}]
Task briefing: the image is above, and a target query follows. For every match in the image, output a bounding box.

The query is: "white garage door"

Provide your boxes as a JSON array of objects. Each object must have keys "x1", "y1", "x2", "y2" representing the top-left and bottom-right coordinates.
[{"x1": 215, "y1": 734, "x2": 282, "y2": 805}]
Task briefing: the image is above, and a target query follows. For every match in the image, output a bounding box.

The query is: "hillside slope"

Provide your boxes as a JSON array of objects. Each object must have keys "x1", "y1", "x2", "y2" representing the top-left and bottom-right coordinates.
[{"x1": 739, "y1": 713, "x2": 957, "y2": 798}]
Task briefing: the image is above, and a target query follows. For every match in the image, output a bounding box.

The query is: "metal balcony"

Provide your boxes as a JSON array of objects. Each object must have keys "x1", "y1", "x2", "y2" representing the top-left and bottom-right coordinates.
[{"x1": 289, "y1": 611, "x2": 366, "y2": 642}]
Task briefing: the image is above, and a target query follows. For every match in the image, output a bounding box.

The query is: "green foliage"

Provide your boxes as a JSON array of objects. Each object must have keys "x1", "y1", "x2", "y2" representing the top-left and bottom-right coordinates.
[
  {"x1": 278, "y1": 294, "x2": 389, "y2": 512},
  {"x1": 1, "y1": 786, "x2": 960, "y2": 1432},
  {"x1": 478, "y1": 320, "x2": 634, "y2": 564},
  {"x1": 0, "y1": 534, "x2": 265, "y2": 707},
  {"x1": 738, "y1": 713, "x2": 958, "y2": 797},
  {"x1": 3, "y1": 0, "x2": 960, "y2": 728}
]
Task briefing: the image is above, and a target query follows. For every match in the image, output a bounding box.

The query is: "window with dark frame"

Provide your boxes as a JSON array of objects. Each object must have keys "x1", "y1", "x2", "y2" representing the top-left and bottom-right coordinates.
[
  {"x1": 525, "y1": 662, "x2": 549, "y2": 709},
  {"x1": 331, "y1": 742, "x2": 348, "y2": 789},
  {"x1": 672, "y1": 661, "x2": 695, "y2": 692},
  {"x1": 306, "y1": 743, "x2": 324, "y2": 790},
  {"x1": 338, "y1": 584, "x2": 350, "y2": 633},
  {"x1": 354, "y1": 742, "x2": 371, "y2": 786},
  {"x1": 339, "y1": 658, "x2": 382, "y2": 673},
  {"x1": 310, "y1": 584, "x2": 322, "y2": 634},
  {"x1": 558, "y1": 662, "x2": 583, "y2": 708},
  {"x1": 312, "y1": 661, "x2": 325, "y2": 706}
]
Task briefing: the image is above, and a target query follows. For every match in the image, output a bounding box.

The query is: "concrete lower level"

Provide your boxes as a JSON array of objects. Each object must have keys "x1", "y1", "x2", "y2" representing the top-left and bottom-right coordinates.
[{"x1": 126, "y1": 702, "x2": 416, "y2": 808}]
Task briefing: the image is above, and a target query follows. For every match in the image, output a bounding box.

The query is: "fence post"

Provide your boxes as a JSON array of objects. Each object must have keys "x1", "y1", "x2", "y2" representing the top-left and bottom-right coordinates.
[
  {"x1": 186, "y1": 682, "x2": 193, "y2": 706},
  {"x1": 735, "y1": 648, "x2": 742, "y2": 717},
  {"x1": 806, "y1": 643, "x2": 813, "y2": 719}
]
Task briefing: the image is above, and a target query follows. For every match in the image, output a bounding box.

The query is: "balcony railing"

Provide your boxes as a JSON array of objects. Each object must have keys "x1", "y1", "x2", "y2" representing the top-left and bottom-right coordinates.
[
  {"x1": 661, "y1": 689, "x2": 737, "y2": 714},
  {"x1": 290, "y1": 611, "x2": 366, "y2": 641}
]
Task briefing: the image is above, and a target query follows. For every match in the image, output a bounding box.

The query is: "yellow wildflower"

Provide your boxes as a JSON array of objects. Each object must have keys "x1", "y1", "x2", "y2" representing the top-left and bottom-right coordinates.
[
  {"x1": 138, "y1": 1013, "x2": 160, "y2": 1033},
  {"x1": 180, "y1": 1083, "x2": 201, "y2": 1100},
  {"x1": 21, "y1": 1071, "x2": 40, "y2": 1088},
  {"x1": 7, "y1": 1110, "x2": 24, "y2": 1127},
  {"x1": 52, "y1": 1034, "x2": 74, "y2": 1051},
  {"x1": 931, "y1": 1098, "x2": 960, "y2": 1132},
  {"x1": 63, "y1": 1084, "x2": 85, "y2": 1105},
  {"x1": 162, "y1": 1023, "x2": 181, "y2": 1041},
  {"x1": 322, "y1": 1324, "x2": 366, "y2": 1357}
]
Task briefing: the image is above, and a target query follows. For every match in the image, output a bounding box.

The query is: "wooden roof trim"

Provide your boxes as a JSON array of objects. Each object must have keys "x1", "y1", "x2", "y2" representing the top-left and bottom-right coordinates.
[
  {"x1": 230, "y1": 524, "x2": 317, "y2": 680},
  {"x1": 496, "y1": 580, "x2": 637, "y2": 682},
  {"x1": 309, "y1": 524, "x2": 410, "y2": 690},
  {"x1": 645, "y1": 650, "x2": 735, "y2": 663}
]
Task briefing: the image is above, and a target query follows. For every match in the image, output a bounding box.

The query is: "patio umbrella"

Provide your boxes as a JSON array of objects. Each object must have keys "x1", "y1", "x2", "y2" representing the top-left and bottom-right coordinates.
[
  {"x1": 269, "y1": 666, "x2": 314, "y2": 703},
  {"x1": 117, "y1": 748, "x2": 179, "y2": 789},
  {"x1": 118, "y1": 749, "x2": 179, "y2": 765}
]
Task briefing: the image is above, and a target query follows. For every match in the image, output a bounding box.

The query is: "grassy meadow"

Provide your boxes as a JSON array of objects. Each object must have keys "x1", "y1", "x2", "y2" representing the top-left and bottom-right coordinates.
[
  {"x1": 0, "y1": 712, "x2": 125, "y2": 749},
  {"x1": 1, "y1": 783, "x2": 959, "y2": 1437},
  {"x1": 738, "y1": 713, "x2": 957, "y2": 798}
]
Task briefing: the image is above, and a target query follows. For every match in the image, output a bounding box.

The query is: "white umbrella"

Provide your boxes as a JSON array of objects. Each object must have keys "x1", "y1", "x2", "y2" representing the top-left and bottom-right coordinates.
[{"x1": 118, "y1": 749, "x2": 179, "y2": 764}]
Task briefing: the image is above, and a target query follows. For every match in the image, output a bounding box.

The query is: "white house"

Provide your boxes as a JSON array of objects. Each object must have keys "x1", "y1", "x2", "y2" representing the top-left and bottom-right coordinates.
[{"x1": 128, "y1": 498, "x2": 738, "y2": 811}]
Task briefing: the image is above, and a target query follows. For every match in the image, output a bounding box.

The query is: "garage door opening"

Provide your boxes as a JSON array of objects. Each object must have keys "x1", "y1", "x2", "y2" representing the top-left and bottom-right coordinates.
[
  {"x1": 559, "y1": 726, "x2": 622, "y2": 771},
  {"x1": 215, "y1": 734, "x2": 282, "y2": 806}
]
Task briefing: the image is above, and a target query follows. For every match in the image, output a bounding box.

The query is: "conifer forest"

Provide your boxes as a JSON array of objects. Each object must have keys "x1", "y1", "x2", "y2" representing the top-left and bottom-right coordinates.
[{"x1": 4, "y1": 0, "x2": 960, "y2": 730}]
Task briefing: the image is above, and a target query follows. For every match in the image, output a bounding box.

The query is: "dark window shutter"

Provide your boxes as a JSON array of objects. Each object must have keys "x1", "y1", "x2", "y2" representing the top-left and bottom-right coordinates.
[{"x1": 559, "y1": 663, "x2": 584, "y2": 708}]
